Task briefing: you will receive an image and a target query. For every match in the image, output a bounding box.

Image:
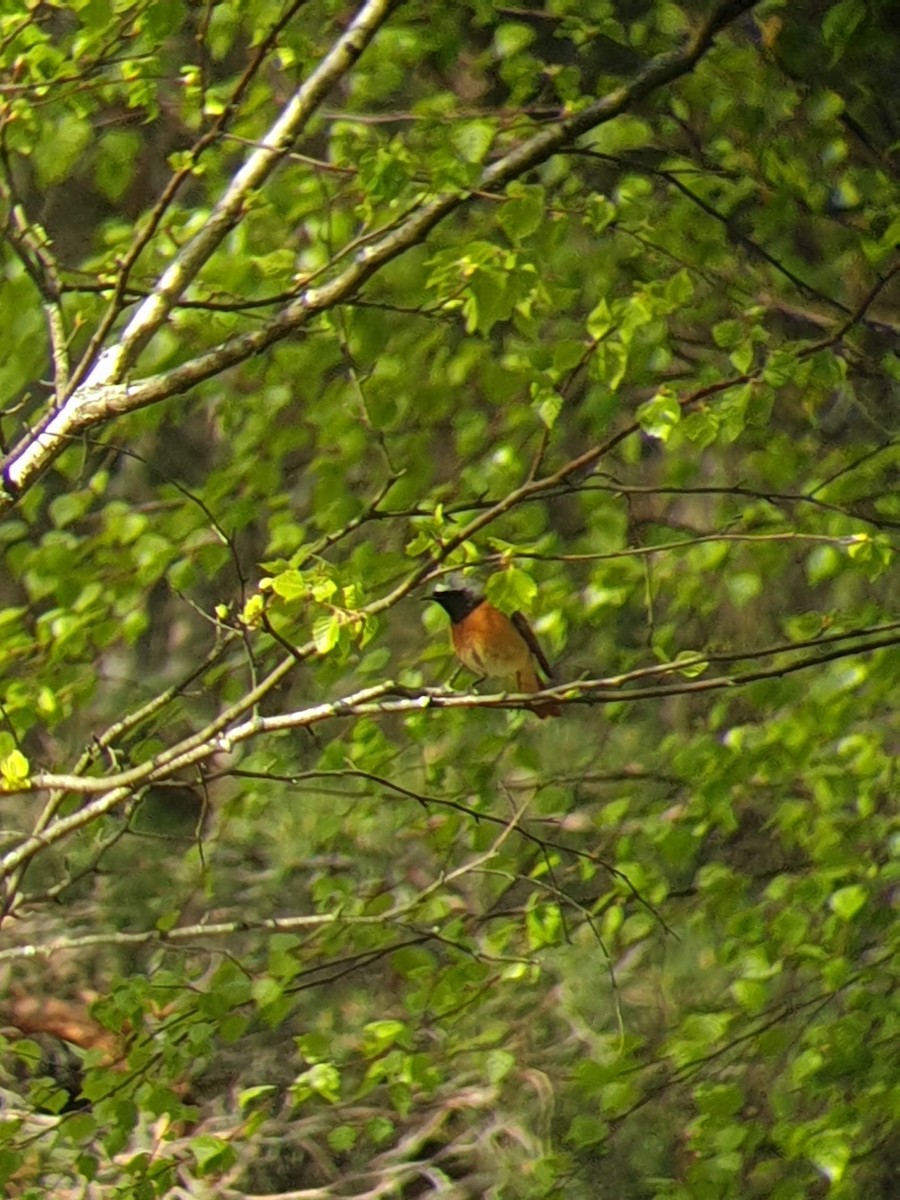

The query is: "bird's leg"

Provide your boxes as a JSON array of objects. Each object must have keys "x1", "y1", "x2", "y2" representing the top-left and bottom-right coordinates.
[{"x1": 447, "y1": 664, "x2": 484, "y2": 689}]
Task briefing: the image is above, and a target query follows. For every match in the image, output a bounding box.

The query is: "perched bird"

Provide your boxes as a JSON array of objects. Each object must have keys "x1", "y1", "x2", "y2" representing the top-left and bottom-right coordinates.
[{"x1": 428, "y1": 586, "x2": 562, "y2": 718}]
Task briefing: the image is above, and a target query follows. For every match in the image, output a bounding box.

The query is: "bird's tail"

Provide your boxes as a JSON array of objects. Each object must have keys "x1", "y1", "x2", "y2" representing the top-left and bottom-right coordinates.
[{"x1": 517, "y1": 665, "x2": 562, "y2": 719}]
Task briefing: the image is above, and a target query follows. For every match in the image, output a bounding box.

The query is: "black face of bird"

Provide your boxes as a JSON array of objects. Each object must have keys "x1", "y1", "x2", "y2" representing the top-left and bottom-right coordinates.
[{"x1": 428, "y1": 587, "x2": 483, "y2": 624}]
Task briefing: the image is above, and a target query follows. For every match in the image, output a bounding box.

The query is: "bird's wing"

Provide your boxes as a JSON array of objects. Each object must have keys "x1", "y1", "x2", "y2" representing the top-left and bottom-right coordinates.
[{"x1": 510, "y1": 611, "x2": 554, "y2": 680}]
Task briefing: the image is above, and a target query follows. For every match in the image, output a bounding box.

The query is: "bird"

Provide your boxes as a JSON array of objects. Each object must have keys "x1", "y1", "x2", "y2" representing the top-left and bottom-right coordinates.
[{"x1": 428, "y1": 586, "x2": 562, "y2": 718}]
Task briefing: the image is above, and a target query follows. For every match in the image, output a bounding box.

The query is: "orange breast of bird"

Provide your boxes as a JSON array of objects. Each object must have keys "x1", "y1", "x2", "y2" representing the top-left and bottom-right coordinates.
[{"x1": 451, "y1": 602, "x2": 561, "y2": 717}]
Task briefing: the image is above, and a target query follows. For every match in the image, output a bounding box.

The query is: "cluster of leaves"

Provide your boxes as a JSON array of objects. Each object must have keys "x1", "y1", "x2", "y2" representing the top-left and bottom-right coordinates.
[{"x1": 0, "y1": 0, "x2": 897, "y2": 1196}]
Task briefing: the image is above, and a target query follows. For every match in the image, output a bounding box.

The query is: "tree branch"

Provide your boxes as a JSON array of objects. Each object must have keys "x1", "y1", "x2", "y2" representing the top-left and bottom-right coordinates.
[
  {"x1": 2, "y1": 0, "x2": 402, "y2": 497},
  {"x1": 2, "y1": 623, "x2": 895, "y2": 883},
  {"x1": 0, "y1": 0, "x2": 759, "y2": 505}
]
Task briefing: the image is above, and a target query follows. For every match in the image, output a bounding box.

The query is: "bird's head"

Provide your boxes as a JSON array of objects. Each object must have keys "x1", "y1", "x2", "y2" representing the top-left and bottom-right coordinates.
[{"x1": 428, "y1": 585, "x2": 483, "y2": 624}]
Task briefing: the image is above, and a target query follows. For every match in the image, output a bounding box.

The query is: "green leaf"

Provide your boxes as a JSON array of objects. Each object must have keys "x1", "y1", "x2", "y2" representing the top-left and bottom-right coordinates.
[
  {"x1": 725, "y1": 572, "x2": 762, "y2": 608},
  {"x1": 252, "y1": 976, "x2": 283, "y2": 1010},
  {"x1": 363, "y1": 1020, "x2": 409, "y2": 1055},
  {"x1": 585, "y1": 194, "x2": 617, "y2": 233},
  {"x1": 313, "y1": 614, "x2": 341, "y2": 654},
  {"x1": 238, "y1": 1085, "x2": 277, "y2": 1111},
  {"x1": 595, "y1": 341, "x2": 628, "y2": 390},
  {"x1": 762, "y1": 349, "x2": 796, "y2": 387},
  {"x1": 49, "y1": 489, "x2": 94, "y2": 528},
  {"x1": 730, "y1": 341, "x2": 755, "y2": 373},
  {"x1": 494, "y1": 21, "x2": 536, "y2": 57},
  {"x1": 713, "y1": 319, "x2": 743, "y2": 349},
  {"x1": 674, "y1": 651, "x2": 709, "y2": 678},
  {"x1": 567, "y1": 1113, "x2": 609, "y2": 1147},
  {"x1": 452, "y1": 119, "x2": 496, "y2": 164},
  {"x1": 586, "y1": 297, "x2": 614, "y2": 340},
  {"x1": 485, "y1": 1049, "x2": 516, "y2": 1084},
  {"x1": 0, "y1": 750, "x2": 30, "y2": 788},
  {"x1": 600, "y1": 1079, "x2": 640, "y2": 1117},
  {"x1": 636, "y1": 389, "x2": 681, "y2": 442},
  {"x1": 664, "y1": 269, "x2": 694, "y2": 306},
  {"x1": 190, "y1": 1135, "x2": 237, "y2": 1176},
  {"x1": 829, "y1": 885, "x2": 866, "y2": 920},
  {"x1": 822, "y1": 0, "x2": 866, "y2": 58},
  {"x1": 328, "y1": 1124, "x2": 359, "y2": 1152},
  {"x1": 531, "y1": 382, "x2": 564, "y2": 429},
  {"x1": 499, "y1": 183, "x2": 545, "y2": 241},
  {"x1": 294, "y1": 1062, "x2": 341, "y2": 1104},
  {"x1": 486, "y1": 568, "x2": 537, "y2": 613}
]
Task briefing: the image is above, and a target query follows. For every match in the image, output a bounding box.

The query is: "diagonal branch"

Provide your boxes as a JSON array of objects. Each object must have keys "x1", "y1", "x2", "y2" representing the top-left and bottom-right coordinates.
[
  {"x1": 87, "y1": 0, "x2": 401, "y2": 387},
  {"x1": 1, "y1": 0, "x2": 759, "y2": 505},
  {"x1": 1, "y1": 0, "x2": 401, "y2": 497},
  {"x1": 65, "y1": 0, "x2": 317, "y2": 399}
]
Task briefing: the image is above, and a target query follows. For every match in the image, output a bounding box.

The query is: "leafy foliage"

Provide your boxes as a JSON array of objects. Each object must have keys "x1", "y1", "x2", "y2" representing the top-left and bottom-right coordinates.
[{"x1": 0, "y1": 0, "x2": 897, "y2": 1196}]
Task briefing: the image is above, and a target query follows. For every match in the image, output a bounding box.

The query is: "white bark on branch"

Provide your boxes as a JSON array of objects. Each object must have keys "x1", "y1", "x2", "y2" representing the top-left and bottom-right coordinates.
[
  {"x1": 0, "y1": 0, "x2": 759, "y2": 508},
  {"x1": 2, "y1": 0, "x2": 401, "y2": 496},
  {"x1": 1, "y1": 622, "x2": 896, "y2": 882},
  {"x1": 0, "y1": 0, "x2": 766, "y2": 908}
]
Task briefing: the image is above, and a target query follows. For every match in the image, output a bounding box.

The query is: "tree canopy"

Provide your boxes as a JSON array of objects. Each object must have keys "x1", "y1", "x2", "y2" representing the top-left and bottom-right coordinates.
[{"x1": 0, "y1": 0, "x2": 897, "y2": 1196}]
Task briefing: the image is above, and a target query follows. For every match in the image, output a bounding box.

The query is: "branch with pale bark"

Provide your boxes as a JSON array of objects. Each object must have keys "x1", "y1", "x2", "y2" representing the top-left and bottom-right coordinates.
[
  {"x1": 0, "y1": 0, "x2": 758, "y2": 505},
  {"x1": 1, "y1": 620, "x2": 896, "y2": 901}
]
